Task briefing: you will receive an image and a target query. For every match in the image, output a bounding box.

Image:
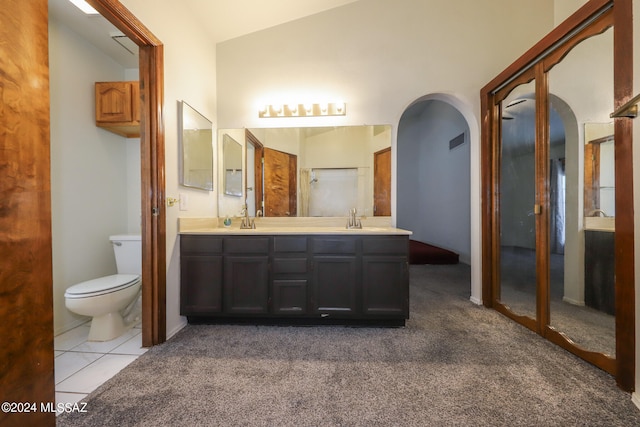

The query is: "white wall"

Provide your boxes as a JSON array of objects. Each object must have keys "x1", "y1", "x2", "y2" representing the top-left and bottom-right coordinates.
[
  {"x1": 120, "y1": 0, "x2": 219, "y2": 338},
  {"x1": 397, "y1": 100, "x2": 471, "y2": 263},
  {"x1": 49, "y1": 18, "x2": 140, "y2": 334}
]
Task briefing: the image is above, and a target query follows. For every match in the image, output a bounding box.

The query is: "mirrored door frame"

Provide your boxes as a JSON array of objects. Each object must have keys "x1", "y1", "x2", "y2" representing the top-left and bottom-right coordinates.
[{"x1": 481, "y1": 0, "x2": 634, "y2": 391}]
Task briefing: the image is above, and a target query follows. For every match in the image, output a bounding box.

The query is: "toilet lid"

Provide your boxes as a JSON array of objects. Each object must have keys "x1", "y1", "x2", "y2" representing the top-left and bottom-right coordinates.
[{"x1": 65, "y1": 274, "x2": 140, "y2": 298}]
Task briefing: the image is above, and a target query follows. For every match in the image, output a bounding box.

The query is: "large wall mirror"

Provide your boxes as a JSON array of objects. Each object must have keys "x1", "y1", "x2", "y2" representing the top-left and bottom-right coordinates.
[
  {"x1": 179, "y1": 101, "x2": 214, "y2": 191},
  {"x1": 217, "y1": 125, "x2": 392, "y2": 218}
]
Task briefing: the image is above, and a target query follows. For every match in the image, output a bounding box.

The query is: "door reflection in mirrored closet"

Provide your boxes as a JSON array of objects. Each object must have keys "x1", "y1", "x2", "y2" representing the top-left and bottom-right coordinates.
[{"x1": 547, "y1": 26, "x2": 615, "y2": 357}]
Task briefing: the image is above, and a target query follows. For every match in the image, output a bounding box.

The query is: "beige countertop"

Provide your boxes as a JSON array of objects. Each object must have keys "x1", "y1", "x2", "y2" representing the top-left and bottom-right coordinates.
[
  {"x1": 584, "y1": 216, "x2": 615, "y2": 232},
  {"x1": 178, "y1": 217, "x2": 412, "y2": 236}
]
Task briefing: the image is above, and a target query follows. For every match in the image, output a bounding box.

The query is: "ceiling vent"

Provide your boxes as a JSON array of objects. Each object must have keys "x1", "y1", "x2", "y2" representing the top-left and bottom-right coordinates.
[{"x1": 110, "y1": 31, "x2": 137, "y2": 56}]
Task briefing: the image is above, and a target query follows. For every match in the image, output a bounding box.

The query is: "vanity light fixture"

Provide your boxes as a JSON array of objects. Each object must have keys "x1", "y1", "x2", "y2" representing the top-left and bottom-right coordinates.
[
  {"x1": 68, "y1": 0, "x2": 100, "y2": 15},
  {"x1": 259, "y1": 102, "x2": 347, "y2": 118}
]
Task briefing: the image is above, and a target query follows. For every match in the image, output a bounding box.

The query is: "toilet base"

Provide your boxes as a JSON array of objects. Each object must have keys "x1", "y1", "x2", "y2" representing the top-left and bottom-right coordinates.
[{"x1": 88, "y1": 312, "x2": 126, "y2": 342}]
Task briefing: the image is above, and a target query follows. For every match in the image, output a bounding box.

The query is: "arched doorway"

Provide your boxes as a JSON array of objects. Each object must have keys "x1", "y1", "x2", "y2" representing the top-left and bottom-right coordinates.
[{"x1": 397, "y1": 94, "x2": 479, "y2": 302}]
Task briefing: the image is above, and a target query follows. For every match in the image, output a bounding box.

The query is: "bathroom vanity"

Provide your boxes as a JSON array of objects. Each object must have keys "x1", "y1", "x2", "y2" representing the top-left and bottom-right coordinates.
[
  {"x1": 179, "y1": 218, "x2": 411, "y2": 326},
  {"x1": 584, "y1": 217, "x2": 615, "y2": 315}
]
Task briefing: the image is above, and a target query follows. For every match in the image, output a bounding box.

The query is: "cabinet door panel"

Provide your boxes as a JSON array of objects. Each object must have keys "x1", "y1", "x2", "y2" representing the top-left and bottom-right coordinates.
[
  {"x1": 312, "y1": 256, "x2": 357, "y2": 315},
  {"x1": 224, "y1": 256, "x2": 269, "y2": 313},
  {"x1": 180, "y1": 255, "x2": 223, "y2": 314},
  {"x1": 273, "y1": 279, "x2": 307, "y2": 315},
  {"x1": 362, "y1": 256, "x2": 408, "y2": 316}
]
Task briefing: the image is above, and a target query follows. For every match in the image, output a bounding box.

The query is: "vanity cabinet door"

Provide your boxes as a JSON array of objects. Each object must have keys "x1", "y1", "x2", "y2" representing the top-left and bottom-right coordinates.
[
  {"x1": 311, "y1": 237, "x2": 358, "y2": 317},
  {"x1": 180, "y1": 255, "x2": 223, "y2": 315},
  {"x1": 311, "y1": 256, "x2": 358, "y2": 316},
  {"x1": 361, "y1": 236, "x2": 409, "y2": 317},
  {"x1": 362, "y1": 256, "x2": 408, "y2": 317},
  {"x1": 224, "y1": 255, "x2": 270, "y2": 314},
  {"x1": 180, "y1": 235, "x2": 224, "y2": 315}
]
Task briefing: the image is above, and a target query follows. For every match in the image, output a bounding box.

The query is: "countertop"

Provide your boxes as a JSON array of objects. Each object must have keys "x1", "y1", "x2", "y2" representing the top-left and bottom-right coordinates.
[
  {"x1": 178, "y1": 217, "x2": 412, "y2": 236},
  {"x1": 584, "y1": 216, "x2": 615, "y2": 232}
]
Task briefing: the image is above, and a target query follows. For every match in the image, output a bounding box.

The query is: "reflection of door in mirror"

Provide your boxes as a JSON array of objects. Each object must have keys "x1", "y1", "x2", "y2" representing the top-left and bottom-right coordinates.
[
  {"x1": 264, "y1": 147, "x2": 297, "y2": 216},
  {"x1": 584, "y1": 124, "x2": 614, "y2": 218},
  {"x1": 245, "y1": 130, "x2": 264, "y2": 217},
  {"x1": 373, "y1": 147, "x2": 391, "y2": 216}
]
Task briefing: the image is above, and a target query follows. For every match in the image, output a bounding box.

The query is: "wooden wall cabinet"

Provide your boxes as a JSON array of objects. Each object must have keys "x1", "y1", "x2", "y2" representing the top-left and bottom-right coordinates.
[
  {"x1": 180, "y1": 233, "x2": 409, "y2": 325},
  {"x1": 95, "y1": 81, "x2": 140, "y2": 137}
]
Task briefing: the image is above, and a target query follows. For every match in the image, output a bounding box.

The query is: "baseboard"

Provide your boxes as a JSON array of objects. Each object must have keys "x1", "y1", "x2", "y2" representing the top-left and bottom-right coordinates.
[
  {"x1": 562, "y1": 296, "x2": 585, "y2": 306},
  {"x1": 632, "y1": 392, "x2": 640, "y2": 411},
  {"x1": 166, "y1": 318, "x2": 188, "y2": 340},
  {"x1": 469, "y1": 296, "x2": 482, "y2": 305}
]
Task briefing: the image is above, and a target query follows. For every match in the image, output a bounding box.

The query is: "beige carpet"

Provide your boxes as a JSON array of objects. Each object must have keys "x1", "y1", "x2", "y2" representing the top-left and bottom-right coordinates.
[{"x1": 57, "y1": 264, "x2": 640, "y2": 426}]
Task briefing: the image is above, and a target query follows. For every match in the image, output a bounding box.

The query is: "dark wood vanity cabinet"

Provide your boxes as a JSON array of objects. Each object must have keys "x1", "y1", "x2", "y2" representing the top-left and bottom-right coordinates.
[
  {"x1": 311, "y1": 237, "x2": 358, "y2": 316},
  {"x1": 180, "y1": 236, "x2": 223, "y2": 315},
  {"x1": 272, "y1": 236, "x2": 309, "y2": 315},
  {"x1": 180, "y1": 233, "x2": 409, "y2": 325},
  {"x1": 223, "y1": 237, "x2": 270, "y2": 314},
  {"x1": 362, "y1": 237, "x2": 410, "y2": 317},
  {"x1": 584, "y1": 230, "x2": 615, "y2": 315}
]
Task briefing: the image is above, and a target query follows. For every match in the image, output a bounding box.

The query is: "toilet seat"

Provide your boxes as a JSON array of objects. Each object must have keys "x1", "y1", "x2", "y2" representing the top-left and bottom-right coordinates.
[{"x1": 64, "y1": 274, "x2": 140, "y2": 299}]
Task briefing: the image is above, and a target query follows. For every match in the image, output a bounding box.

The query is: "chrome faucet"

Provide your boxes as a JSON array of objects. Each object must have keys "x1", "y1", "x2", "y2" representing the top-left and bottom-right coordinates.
[
  {"x1": 240, "y1": 204, "x2": 256, "y2": 229},
  {"x1": 588, "y1": 209, "x2": 608, "y2": 217},
  {"x1": 346, "y1": 208, "x2": 362, "y2": 229}
]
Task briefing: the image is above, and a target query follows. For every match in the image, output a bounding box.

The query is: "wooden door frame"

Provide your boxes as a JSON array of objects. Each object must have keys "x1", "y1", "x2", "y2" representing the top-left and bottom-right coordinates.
[
  {"x1": 89, "y1": 0, "x2": 166, "y2": 346},
  {"x1": 480, "y1": 0, "x2": 634, "y2": 391}
]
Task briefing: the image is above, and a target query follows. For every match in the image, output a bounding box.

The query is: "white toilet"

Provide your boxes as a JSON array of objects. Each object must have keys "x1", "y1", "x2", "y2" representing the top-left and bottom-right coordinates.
[{"x1": 64, "y1": 234, "x2": 142, "y2": 342}]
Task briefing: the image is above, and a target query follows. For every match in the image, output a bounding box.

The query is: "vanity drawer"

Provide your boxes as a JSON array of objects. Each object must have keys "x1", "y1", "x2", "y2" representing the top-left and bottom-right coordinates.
[
  {"x1": 363, "y1": 237, "x2": 408, "y2": 255},
  {"x1": 273, "y1": 258, "x2": 308, "y2": 274},
  {"x1": 181, "y1": 235, "x2": 223, "y2": 254},
  {"x1": 274, "y1": 236, "x2": 307, "y2": 253},
  {"x1": 224, "y1": 237, "x2": 270, "y2": 254},
  {"x1": 312, "y1": 237, "x2": 356, "y2": 254}
]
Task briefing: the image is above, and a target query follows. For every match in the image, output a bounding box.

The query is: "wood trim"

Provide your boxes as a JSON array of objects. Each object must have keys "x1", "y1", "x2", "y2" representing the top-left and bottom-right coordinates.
[
  {"x1": 542, "y1": 11, "x2": 614, "y2": 73},
  {"x1": 545, "y1": 327, "x2": 616, "y2": 374},
  {"x1": 481, "y1": 0, "x2": 612, "y2": 95},
  {"x1": 612, "y1": 0, "x2": 634, "y2": 392},
  {"x1": 535, "y1": 63, "x2": 550, "y2": 334},
  {"x1": 89, "y1": 0, "x2": 166, "y2": 346}
]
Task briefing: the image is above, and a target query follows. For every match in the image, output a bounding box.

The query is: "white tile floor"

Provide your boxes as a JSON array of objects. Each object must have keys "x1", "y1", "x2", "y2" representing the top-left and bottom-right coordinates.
[{"x1": 54, "y1": 322, "x2": 147, "y2": 416}]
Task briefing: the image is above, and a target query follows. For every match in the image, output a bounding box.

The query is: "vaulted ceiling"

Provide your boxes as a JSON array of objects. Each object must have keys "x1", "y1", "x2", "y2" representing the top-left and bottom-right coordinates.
[{"x1": 49, "y1": 0, "x2": 359, "y2": 68}]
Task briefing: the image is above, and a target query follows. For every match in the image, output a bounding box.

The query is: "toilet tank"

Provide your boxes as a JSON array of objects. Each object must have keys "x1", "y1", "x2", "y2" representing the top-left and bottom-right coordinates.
[{"x1": 110, "y1": 234, "x2": 142, "y2": 275}]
